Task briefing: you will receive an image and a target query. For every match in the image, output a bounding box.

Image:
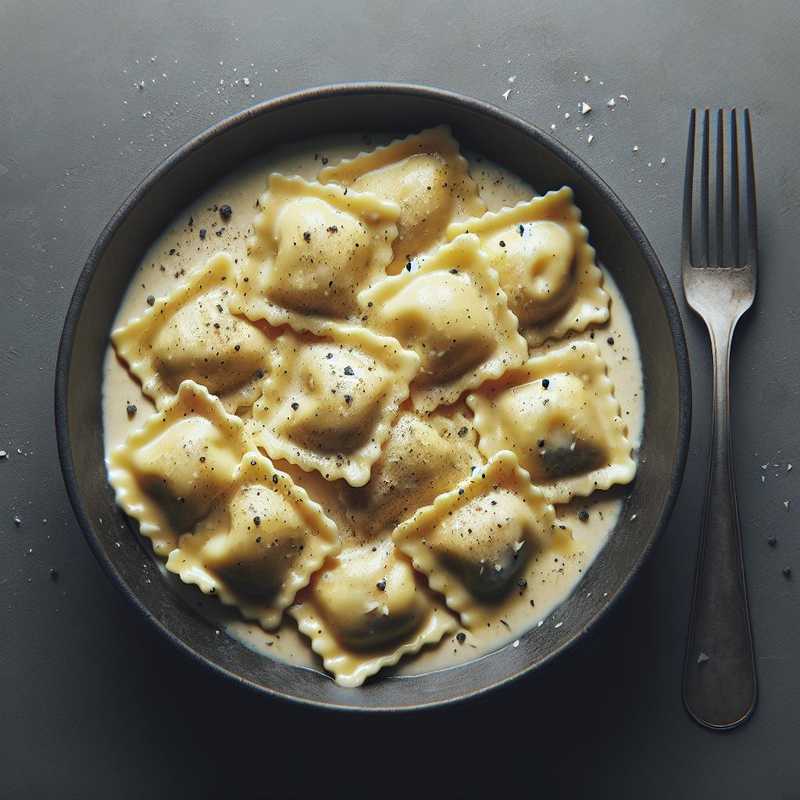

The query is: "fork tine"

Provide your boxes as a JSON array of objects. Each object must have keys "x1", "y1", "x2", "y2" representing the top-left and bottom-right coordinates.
[
  {"x1": 715, "y1": 110, "x2": 724, "y2": 265},
  {"x1": 743, "y1": 109, "x2": 758, "y2": 268},
  {"x1": 681, "y1": 109, "x2": 696, "y2": 267},
  {"x1": 729, "y1": 109, "x2": 740, "y2": 266},
  {"x1": 699, "y1": 108, "x2": 710, "y2": 266}
]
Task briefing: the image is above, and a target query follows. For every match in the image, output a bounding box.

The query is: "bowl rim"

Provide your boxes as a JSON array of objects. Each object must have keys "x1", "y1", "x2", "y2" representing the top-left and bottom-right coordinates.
[{"x1": 55, "y1": 81, "x2": 691, "y2": 712}]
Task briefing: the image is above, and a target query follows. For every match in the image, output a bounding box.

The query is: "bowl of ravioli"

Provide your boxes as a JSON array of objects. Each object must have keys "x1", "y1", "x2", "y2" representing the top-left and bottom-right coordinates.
[{"x1": 56, "y1": 84, "x2": 690, "y2": 710}]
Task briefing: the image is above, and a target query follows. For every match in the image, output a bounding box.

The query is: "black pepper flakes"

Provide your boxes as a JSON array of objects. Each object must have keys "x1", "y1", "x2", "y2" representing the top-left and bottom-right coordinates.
[
  {"x1": 49, "y1": 568, "x2": 59, "y2": 581},
  {"x1": 499, "y1": 239, "x2": 506, "y2": 248},
  {"x1": 578, "y1": 509, "x2": 590, "y2": 523},
  {"x1": 542, "y1": 378, "x2": 550, "y2": 389},
  {"x1": 607, "y1": 336, "x2": 615, "y2": 346},
  {"x1": 126, "y1": 403, "x2": 137, "y2": 418},
  {"x1": 303, "y1": 231, "x2": 311, "y2": 243},
  {"x1": 768, "y1": 536, "x2": 777, "y2": 547},
  {"x1": 518, "y1": 224, "x2": 525, "y2": 236},
  {"x1": 344, "y1": 395, "x2": 353, "y2": 405},
  {"x1": 343, "y1": 366, "x2": 354, "y2": 376},
  {"x1": 219, "y1": 204, "x2": 232, "y2": 221},
  {"x1": 457, "y1": 426, "x2": 468, "y2": 437},
  {"x1": 456, "y1": 632, "x2": 466, "y2": 645},
  {"x1": 146, "y1": 295, "x2": 155, "y2": 307},
  {"x1": 376, "y1": 579, "x2": 386, "y2": 591},
  {"x1": 253, "y1": 516, "x2": 261, "y2": 526},
  {"x1": 272, "y1": 474, "x2": 279, "y2": 484},
  {"x1": 291, "y1": 402, "x2": 299, "y2": 411},
  {"x1": 199, "y1": 228, "x2": 207, "y2": 240}
]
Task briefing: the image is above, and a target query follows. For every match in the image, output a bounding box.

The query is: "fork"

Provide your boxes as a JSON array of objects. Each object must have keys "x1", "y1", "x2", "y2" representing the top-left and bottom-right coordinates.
[{"x1": 681, "y1": 108, "x2": 758, "y2": 730}]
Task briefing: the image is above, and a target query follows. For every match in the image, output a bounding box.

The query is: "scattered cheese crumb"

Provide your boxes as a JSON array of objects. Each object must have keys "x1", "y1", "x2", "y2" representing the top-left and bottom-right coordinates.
[
  {"x1": 512, "y1": 639, "x2": 520, "y2": 648},
  {"x1": 583, "y1": 74, "x2": 591, "y2": 83},
  {"x1": 564, "y1": 112, "x2": 571, "y2": 119},
  {"x1": 660, "y1": 157, "x2": 667, "y2": 165},
  {"x1": 632, "y1": 145, "x2": 640, "y2": 153},
  {"x1": 607, "y1": 97, "x2": 616, "y2": 108},
  {"x1": 508, "y1": 75, "x2": 517, "y2": 83},
  {"x1": 784, "y1": 499, "x2": 791, "y2": 511},
  {"x1": 587, "y1": 134, "x2": 594, "y2": 144},
  {"x1": 580, "y1": 101, "x2": 591, "y2": 115},
  {"x1": 619, "y1": 93, "x2": 630, "y2": 102},
  {"x1": 502, "y1": 89, "x2": 511, "y2": 100}
]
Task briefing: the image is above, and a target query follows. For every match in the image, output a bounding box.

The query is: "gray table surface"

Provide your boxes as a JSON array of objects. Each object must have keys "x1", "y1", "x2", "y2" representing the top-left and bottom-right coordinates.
[{"x1": 2, "y1": 0, "x2": 800, "y2": 796}]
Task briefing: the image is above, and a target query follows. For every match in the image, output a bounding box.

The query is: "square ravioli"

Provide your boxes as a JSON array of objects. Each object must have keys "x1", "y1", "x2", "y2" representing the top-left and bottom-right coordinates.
[
  {"x1": 319, "y1": 126, "x2": 486, "y2": 274},
  {"x1": 338, "y1": 410, "x2": 482, "y2": 538},
  {"x1": 166, "y1": 452, "x2": 339, "y2": 630},
  {"x1": 290, "y1": 538, "x2": 456, "y2": 687},
  {"x1": 112, "y1": 253, "x2": 272, "y2": 413},
  {"x1": 466, "y1": 341, "x2": 636, "y2": 503},
  {"x1": 248, "y1": 325, "x2": 420, "y2": 487},
  {"x1": 446, "y1": 187, "x2": 610, "y2": 347},
  {"x1": 393, "y1": 451, "x2": 565, "y2": 628},
  {"x1": 230, "y1": 174, "x2": 400, "y2": 335},
  {"x1": 358, "y1": 233, "x2": 527, "y2": 413},
  {"x1": 107, "y1": 380, "x2": 252, "y2": 556}
]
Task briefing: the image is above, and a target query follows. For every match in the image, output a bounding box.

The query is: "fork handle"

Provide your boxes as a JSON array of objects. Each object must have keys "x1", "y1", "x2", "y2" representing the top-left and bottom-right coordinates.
[{"x1": 683, "y1": 317, "x2": 757, "y2": 729}]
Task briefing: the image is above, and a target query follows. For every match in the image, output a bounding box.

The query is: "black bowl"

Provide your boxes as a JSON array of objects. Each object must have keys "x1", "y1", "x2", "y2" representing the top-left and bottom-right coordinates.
[{"x1": 55, "y1": 83, "x2": 690, "y2": 711}]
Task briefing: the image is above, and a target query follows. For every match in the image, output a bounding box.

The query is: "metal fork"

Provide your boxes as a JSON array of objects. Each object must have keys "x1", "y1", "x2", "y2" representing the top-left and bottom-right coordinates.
[{"x1": 681, "y1": 108, "x2": 758, "y2": 730}]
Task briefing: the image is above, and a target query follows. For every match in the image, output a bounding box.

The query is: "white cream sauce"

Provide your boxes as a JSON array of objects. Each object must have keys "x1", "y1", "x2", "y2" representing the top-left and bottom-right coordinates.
[{"x1": 102, "y1": 134, "x2": 644, "y2": 679}]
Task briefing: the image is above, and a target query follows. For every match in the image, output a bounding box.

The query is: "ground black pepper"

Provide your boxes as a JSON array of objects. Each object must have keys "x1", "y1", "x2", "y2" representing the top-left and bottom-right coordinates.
[
  {"x1": 146, "y1": 295, "x2": 155, "y2": 306},
  {"x1": 199, "y1": 228, "x2": 207, "y2": 240},
  {"x1": 219, "y1": 204, "x2": 232, "y2": 220},
  {"x1": 126, "y1": 403, "x2": 137, "y2": 418},
  {"x1": 376, "y1": 579, "x2": 386, "y2": 591}
]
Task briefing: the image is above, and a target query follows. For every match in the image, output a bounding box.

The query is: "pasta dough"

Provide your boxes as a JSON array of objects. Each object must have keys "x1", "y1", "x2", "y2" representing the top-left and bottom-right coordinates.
[
  {"x1": 447, "y1": 187, "x2": 609, "y2": 346},
  {"x1": 111, "y1": 253, "x2": 271, "y2": 412},
  {"x1": 358, "y1": 233, "x2": 527, "y2": 412},
  {"x1": 393, "y1": 450, "x2": 565, "y2": 627},
  {"x1": 339, "y1": 410, "x2": 481, "y2": 537},
  {"x1": 467, "y1": 341, "x2": 636, "y2": 503},
  {"x1": 319, "y1": 126, "x2": 485, "y2": 273},
  {"x1": 231, "y1": 174, "x2": 400, "y2": 334},
  {"x1": 248, "y1": 325, "x2": 420, "y2": 487},
  {"x1": 290, "y1": 539, "x2": 455, "y2": 687},
  {"x1": 107, "y1": 380, "x2": 252, "y2": 555},
  {"x1": 166, "y1": 452, "x2": 339, "y2": 629}
]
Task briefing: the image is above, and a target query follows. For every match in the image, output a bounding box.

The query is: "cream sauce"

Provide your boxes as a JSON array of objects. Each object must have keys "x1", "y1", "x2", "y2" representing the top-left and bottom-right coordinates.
[{"x1": 102, "y1": 134, "x2": 644, "y2": 679}]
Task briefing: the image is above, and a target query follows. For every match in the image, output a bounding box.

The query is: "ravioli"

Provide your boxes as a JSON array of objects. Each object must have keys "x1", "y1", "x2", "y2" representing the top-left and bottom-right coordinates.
[
  {"x1": 166, "y1": 452, "x2": 339, "y2": 629},
  {"x1": 319, "y1": 126, "x2": 486, "y2": 273},
  {"x1": 231, "y1": 174, "x2": 400, "y2": 334},
  {"x1": 358, "y1": 233, "x2": 527, "y2": 412},
  {"x1": 393, "y1": 450, "x2": 565, "y2": 627},
  {"x1": 447, "y1": 187, "x2": 609, "y2": 346},
  {"x1": 108, "y1": 381, "x2": 251, "y2": 555},
  {"x1": 112, "y1": 253, "x2": 272, "y2": 412},
  {"x1": 290, "y1": 539, "x2": 456, "y2": 687},
  {"x1": 467, "y1": 341, "x2": 636, "y2": 503},
  {"x1": 248, "y1": 325, "x2": 420, "y2": 487},
  {"x1": 339, "y1": 410, "x2": 481, "y2": 537}
]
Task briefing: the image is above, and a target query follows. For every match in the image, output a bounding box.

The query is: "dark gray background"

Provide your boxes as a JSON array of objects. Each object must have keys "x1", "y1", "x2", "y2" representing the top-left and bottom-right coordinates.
[{"x1": 2, "y1": 0, "x2": 799, "y2": 797}]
